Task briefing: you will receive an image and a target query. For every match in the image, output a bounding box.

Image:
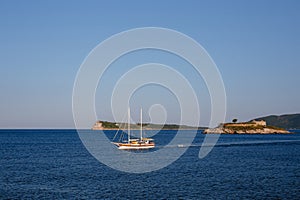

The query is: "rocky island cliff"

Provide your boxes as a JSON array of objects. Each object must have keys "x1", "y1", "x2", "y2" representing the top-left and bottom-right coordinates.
[{"x1": 204, "y1": 120, "x2": 290, "y2": 134}]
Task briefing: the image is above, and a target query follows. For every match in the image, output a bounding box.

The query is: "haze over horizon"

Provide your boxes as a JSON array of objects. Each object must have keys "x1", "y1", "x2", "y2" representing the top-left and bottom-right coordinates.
[{"x1": 0, "y1": 0, "x2": 299, "y2": 128}]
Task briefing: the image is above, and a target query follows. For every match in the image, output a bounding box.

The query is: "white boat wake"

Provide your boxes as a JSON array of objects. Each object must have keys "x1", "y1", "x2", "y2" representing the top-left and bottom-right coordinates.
[{"x1": 155, "y1": 139, "x2": 300, "y2": 149}]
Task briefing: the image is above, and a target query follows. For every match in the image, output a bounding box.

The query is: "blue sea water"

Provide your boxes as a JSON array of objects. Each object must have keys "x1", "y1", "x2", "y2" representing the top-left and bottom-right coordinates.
[{"x1": 0, "y1": 129, "x2": 299, "y2": 199}]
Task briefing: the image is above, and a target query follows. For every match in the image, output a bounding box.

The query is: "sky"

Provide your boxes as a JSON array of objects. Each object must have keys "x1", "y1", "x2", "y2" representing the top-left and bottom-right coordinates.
[{"x1": 0, "y1": 0, "x2": 299, "y2": 128}]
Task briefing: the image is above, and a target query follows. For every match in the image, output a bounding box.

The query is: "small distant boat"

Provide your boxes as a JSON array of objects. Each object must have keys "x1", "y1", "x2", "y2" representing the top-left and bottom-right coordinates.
[{"x1": 112, "y1": 108, "x2": 155, "y2": 150}]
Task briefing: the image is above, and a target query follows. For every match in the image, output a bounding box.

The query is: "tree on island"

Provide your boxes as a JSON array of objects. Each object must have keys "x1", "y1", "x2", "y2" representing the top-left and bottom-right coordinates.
[{"x1": 232, "y1": 118, "x2": 238, "y2": 123}]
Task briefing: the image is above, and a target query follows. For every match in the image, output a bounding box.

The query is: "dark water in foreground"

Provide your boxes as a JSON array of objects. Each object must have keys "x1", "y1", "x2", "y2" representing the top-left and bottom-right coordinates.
[{"x1": 0, "y1": 129, "x2": 299, "y2": 199}]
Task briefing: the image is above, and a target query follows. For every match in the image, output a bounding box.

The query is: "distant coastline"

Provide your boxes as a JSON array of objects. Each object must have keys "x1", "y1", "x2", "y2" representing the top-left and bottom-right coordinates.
[
  {"x1": 91, "y1": 121, "x2": 206, "y2": 130},
  {"x1": 92, "y1": 113, "x2": 300, "y2": 133}
]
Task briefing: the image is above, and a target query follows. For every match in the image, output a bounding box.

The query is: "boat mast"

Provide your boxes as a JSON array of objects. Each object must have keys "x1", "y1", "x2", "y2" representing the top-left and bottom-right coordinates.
[
  {"x1": 128, "y1": 107, "x2": 130, "y2": 143},
  {"x1": 140, "y1": 108, "x2": 143, "y2": 140}
]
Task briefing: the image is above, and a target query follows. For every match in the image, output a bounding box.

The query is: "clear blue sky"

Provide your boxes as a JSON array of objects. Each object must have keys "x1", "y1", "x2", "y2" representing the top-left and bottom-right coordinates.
[{"x1": 0, "y1": 0, "x2": 299, "y2": 128}]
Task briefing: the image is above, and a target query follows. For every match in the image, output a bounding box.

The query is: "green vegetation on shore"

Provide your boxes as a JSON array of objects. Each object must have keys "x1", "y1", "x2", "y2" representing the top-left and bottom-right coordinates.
[
  {"x1": 223, "y1": 124, "x2": 286, "y2": 132},
  {"x1": 93, "y1": 121, "x2": 205, "y2": 130},
  {"x1": 204, "y1": 119, "x2": 290, "y2": 134},
  {"x1": 100, "y1": 121, "x2": 119, "y2": 129}
]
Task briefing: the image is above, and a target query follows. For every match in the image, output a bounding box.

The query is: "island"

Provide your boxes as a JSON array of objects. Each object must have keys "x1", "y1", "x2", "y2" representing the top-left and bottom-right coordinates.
[
  {"x1": 92, "y1": 120, "x2": 205, "y2": 130},
  {"x1": 203, "y1": 120, "x2": 290, "y2": 134}
]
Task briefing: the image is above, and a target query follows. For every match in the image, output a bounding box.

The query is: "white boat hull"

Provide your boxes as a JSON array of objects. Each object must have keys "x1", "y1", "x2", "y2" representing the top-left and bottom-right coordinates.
[{"x1": 113, "y1": 142, "x2": 155, "y2": 150}]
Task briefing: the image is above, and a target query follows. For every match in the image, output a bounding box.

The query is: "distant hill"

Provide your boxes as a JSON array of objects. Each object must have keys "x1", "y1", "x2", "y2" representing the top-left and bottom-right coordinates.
[{"x1": 253, "y1": 114, "x2": 300, "y2": 129}]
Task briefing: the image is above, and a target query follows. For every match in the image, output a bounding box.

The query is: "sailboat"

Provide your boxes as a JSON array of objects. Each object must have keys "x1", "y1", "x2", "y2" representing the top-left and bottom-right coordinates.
[{"x1": 112, "y1": 108, "x2": 155, "y2": 150}]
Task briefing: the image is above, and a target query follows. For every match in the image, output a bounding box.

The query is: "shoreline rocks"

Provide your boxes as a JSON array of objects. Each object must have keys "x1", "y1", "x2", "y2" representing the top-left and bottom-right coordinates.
[
  {"x1": 203, "y1": 120, "x2": 290, "y2": 134},
  {"x1": 203, "y1": 127, "x2": 290, "y2": 134}
]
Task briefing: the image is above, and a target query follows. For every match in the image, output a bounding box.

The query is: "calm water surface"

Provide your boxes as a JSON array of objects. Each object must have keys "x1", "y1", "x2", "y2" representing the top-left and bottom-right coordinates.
[{"x1": 0, "y1": 130, "x2": 299, "y2": 199}]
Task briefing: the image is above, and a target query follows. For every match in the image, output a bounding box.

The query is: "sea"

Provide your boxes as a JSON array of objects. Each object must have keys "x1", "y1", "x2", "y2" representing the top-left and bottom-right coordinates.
[{"x1": 0, "y1": 129, "x2": 299, "y2": 199}]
